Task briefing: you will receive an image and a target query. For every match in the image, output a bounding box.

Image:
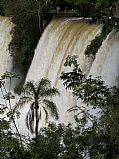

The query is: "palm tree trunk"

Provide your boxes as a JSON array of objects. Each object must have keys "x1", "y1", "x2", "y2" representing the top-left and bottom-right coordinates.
[{"x1": 35, "y1": 100, "x2": 39, "y2": 138}]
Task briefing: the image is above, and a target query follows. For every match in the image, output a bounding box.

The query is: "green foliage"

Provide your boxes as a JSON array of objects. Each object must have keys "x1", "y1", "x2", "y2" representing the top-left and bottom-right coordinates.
[
  {"x1": 0, "y1": 0, "x2": 4, "y2": 15},
  {"x1": 28, "y1": 123, "x2": 87, "y2": 159},
  {"x1": 0, "y1": 71, "x2": 119, "y2": 158},
  {"x1": 85, "y1": 24, "x2": 114, "y2": 57},
  {"x1": 27, "y1": 114, "x2": 119, "y2": 159},
  {"x1": 71, "y1": 0, "x2": 117, "y2": 8},
  {"x1": 65, "y1": 0, "x2": 118, "y2": 17},
  {"x1": 60, "y1": 55, "x2": 119, "y2": 158},
  {"x1": 0, "y1": 130, "x2": 24, "y2": 159},
  {"x1": 0, "y1": 72, "x2": 20, "y2": 119},
  {"x1": 61, "y1": 55, "x2": 114, "y2": 110},
  {"x1": 28, "y1": 123, "x2": 64, "y2": 159},
  {"x1": 0, "y1": 72, "x2": 28, "y2": 158},
  {"x1": 61, "y1": 55, "x2": 83, "y2": 90},
  {"x1": 95, "y1": 0, "x2": 109, "y2": 9},
  {"x1": 66, "y1": 0, "x2": 93, "y2": 5}
]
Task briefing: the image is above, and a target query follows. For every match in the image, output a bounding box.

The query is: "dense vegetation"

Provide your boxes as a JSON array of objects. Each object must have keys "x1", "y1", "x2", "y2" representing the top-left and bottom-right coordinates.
[
  {"x1": 60, "y1": 55, "x2": 119, "y2": 158},
  {"x1": 0, "y1": 56, "x2": 119, "y2": 158},
  {"x1": 66, "y1": 0, "x2": 118, "y2": 17}
]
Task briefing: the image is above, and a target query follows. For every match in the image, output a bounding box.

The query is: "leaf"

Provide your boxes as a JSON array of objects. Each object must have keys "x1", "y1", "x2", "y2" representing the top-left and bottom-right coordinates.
[{"x1": 43, "y1": 99, "x2": 59, "y2": 120}]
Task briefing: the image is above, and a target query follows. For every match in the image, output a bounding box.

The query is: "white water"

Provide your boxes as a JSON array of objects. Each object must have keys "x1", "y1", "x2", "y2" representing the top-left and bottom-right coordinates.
[
  {"x1": 0, "y1": 16, "x2": 14, "y2": 106},
  {"x1": 0, "y1": 16, "x2": 16, "y2": 131},
  {"x1": 0, "y1": 16, "x2": 13, "y2": 75},
  {"x1": 89, "y1": 29, "x2": 119, "y2": 87}
]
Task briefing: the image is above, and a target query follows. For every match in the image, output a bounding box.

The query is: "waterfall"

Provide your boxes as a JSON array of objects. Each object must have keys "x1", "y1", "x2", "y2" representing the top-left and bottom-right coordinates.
[
  {"x1": 1, "y1": 17, "x2": 119, "y2": 134},
  {"x1": 26, "y1": 18, "x2": 102, "y2": 124},
  {"x1": 26, "y1": 18, "x2": 119, "y2": 125},
  {"x1": 89, "y1": 29, "x2": 119, "y2": 87},
  {"x1": 0, "y1": 16, "x2": 15, "y2": 112},
  {"x1": 0, "y1": 16, "x2": 16, "y2": 131},
  {"x1": 0, "y1": 16, "x2": 14, "y2": 105},
  {"x1": 0, "y1": 16, "x2": 13, "y2": 75}
]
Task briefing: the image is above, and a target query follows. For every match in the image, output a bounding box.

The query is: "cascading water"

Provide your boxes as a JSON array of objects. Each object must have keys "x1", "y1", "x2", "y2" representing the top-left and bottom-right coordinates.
[
  {"x1": 0, "y1": 16, "x2": 16, "y2": 132},
  {"x1": 0, "y1": 16, "x2": 14, "y2": 105},
  {"x1": 0, "y1": 16, "x2": 13, "y2": 75},
  {"x1": 26, "y1": 18, "x2": 119, "y2": 126},
  {"x1": 89, "y1": 29, "x2": 119, "y2": 87},
  {"x1": 26, "y1": 18, "x2": 102, "y2": 124}
]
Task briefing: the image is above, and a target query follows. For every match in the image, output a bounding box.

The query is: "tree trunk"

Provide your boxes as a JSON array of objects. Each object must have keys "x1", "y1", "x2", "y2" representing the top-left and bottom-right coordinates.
[{"x1": 35, "y1": 100, "x2": 39, "y2": 138}]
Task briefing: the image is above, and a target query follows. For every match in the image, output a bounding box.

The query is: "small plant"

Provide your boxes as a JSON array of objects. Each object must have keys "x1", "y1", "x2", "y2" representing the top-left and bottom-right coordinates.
[{"x1": 0, "y1": 72, "x2": 24, "y2": 150}]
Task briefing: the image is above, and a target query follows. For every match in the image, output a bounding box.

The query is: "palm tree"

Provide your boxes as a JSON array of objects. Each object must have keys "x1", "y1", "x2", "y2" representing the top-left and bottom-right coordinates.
[{"x1": 15, "y1": 78, "x2": 59, "y2": 137}]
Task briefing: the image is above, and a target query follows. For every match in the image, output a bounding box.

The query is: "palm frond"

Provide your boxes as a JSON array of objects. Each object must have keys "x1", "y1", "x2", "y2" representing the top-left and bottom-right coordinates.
[
  {"x1": 25, "y1": 108, "x2": 35, "y2": 134},
  {"x1": 30, "y1": 109, "x2": 35, "y2": 134},
  {"x1": 67, "y1": 105, "x2": 81, "y2": 113},
  {"x1": 28, "y1": 112, "x2": 34, "y2": 134},
  {"x1": 26, "y1": 109, "x2": 34, "y2": 131},
  {"x1": 14, "y1": 96, "x2": 33, "y2": 110},
  {"x1": 23, "y1": 81, "x2": 36, "y2": 96},
  {"x1": 42, "y1": 106, "x2": 49, "y2": 123},
  {"x1": 29, "y1": 102, "x2": 35, "y2": 134},
  {"x1": 37, "y1": 78, "x2": 51, "y2": 94},
  {"x1": 40, "y1": 88, "x2": 60, "y2": 98},
  {"x1": 25, "y1": 110, "x2": 30, "y2": 130},
  {"x1": 43, "y1": 99, "x2": 59, "y2": 120}
]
